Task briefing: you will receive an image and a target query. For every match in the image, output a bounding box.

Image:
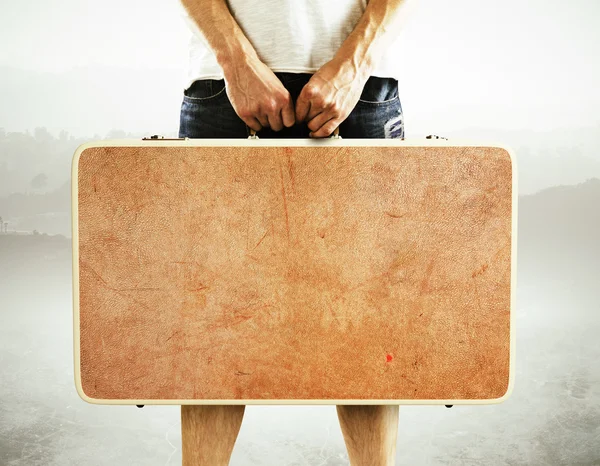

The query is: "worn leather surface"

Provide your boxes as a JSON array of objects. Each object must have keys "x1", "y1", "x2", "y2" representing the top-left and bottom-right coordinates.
[{"x1": 77, "y1": 145, "x2": 512, "y2": 401}]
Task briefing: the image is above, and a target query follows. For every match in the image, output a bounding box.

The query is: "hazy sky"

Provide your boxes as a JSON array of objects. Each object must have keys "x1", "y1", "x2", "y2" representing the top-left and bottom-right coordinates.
[{"x1": 1, "y1": 0, "x2": 599, "y2": 133}]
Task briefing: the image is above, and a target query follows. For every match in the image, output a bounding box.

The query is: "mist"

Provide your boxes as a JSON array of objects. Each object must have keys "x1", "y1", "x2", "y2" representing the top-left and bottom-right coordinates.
[{"x1": 1, "y1": 0, "x2": 599, "y2": 464}]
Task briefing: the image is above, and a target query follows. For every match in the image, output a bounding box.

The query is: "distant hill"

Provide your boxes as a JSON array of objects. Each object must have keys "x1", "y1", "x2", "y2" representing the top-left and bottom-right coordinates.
[
  {"x1": 518, "y1": 177, "x2": 600, "y2": 246},
  {"x1": 517, "y1": 178, "x2": 600, "y2": 294},
  {"x1": 0, "y1": 180, "x2": 70, "y2": 218},
  {"x1": 0, "y1": 180, "x2": 71, "y2": 236}
]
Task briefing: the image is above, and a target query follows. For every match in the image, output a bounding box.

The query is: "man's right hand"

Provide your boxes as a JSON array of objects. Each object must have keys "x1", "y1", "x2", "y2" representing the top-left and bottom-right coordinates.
[
  {"x1": 181, "y1": 0, "x2": 294, "y2": 132},
  {"x1": 222, "y1": 57, "x2": 295, "y2": 132}
]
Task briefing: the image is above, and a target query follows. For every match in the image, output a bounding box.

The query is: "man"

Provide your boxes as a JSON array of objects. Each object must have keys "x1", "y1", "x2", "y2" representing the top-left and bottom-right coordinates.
[{"x1": 177, "y1": 0, "x2": 412, "y2": 464}]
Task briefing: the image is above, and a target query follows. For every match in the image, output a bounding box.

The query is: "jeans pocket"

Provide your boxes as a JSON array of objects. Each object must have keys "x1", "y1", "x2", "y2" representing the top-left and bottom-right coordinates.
[
  {"x1": 343, "y1": 94, "x2": 404, "y2": 139},
  {"x1": 357, "y1": 76, "x2": 399, "y2": 105},
  {"x1": 183, "y1": 79, "x2": 227, "y2": 102}
]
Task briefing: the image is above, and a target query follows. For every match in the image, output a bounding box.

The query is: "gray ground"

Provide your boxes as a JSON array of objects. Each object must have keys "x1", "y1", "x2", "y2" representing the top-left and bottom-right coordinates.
[{"x1": 1, "y1": 180, "x2": 599, "y2": 466}]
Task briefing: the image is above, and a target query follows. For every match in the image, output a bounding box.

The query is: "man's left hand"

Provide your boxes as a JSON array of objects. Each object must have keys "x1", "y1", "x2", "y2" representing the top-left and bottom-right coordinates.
[{"x1": 295, "y1": 58, "x2": 368, "y2": 138}]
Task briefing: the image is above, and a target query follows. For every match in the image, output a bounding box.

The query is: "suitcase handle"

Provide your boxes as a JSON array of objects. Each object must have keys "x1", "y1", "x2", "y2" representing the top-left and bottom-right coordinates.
[{"x1": 247, "y1": 126, "x2": 340, "y2": 139}]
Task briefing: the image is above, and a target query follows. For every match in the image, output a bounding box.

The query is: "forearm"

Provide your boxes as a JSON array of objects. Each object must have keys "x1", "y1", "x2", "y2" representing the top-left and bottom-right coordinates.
[
  {"x1": 179, "y1": 0, "x2": 258, "y2": 75},
  {"x1": 180, "y1": 0, "x2": 295, "y2": 131},
  {"x1": 335, "y1": 0, "x2": 412, "y2": 79}
]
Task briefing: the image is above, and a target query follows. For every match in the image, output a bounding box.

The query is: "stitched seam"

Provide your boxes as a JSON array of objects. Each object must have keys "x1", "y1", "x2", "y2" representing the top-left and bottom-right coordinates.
[
  {"x1": 358, "y1": 95, "x2": 400, "y2": 105},
  {"x1": 183, "y1": 85, "x2": 227, "y2": 101}
]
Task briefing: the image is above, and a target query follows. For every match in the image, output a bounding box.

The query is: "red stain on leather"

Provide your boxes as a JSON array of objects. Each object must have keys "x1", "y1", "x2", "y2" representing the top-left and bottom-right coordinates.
[{"x1": 386, "y1": 354, "x2": 393, "y2": 362}]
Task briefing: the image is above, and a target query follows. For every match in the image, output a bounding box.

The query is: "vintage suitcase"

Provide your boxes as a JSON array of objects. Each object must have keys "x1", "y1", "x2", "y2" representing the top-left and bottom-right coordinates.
[{"x1": 71, "y1": 136, "x2": 517, "y2": 405}]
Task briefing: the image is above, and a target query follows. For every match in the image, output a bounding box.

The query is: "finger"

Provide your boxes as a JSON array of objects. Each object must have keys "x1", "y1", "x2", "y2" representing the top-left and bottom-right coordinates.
[
  {"x1": 267, "y1": 110, "x2": 284, "y2": 132},
  {"x1": 281, "y1": 98, "x2": 296, "y2": 127},
  {"x1": 310, "y1": 119, "x2": 340, "y2": 138},
  {"x1": 307, "y1": 111, "x2": 333, "y2": 133},
  {"x1": 307, "y1": 99, "x2": 328, "y2": 122},
  {"x1": 257, "y1": 113, "x2": 270, "y2": 129},
  {"x1": 295, "y1": 93, "x2": 310, "y2": 122},
  {"x1": 243, "y1": 117, "x2": 262, "y2": 132}
]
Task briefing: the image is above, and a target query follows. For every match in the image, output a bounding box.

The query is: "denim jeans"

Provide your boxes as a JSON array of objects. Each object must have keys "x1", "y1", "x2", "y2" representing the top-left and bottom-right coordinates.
[{"x1": 178, "y1": 72, "x2": 404, "y2": 139}]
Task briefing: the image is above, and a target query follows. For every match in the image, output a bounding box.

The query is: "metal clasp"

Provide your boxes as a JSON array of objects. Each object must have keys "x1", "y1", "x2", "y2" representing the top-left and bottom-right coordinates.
[{"x1": 330, "y1": 127, "x2": 341, "y2": 139}]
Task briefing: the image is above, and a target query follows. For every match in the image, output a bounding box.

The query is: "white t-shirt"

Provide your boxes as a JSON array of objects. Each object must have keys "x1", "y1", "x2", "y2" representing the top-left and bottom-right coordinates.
[{"x1": 180, "y1": 0, "x2": 401, "y2": 90}]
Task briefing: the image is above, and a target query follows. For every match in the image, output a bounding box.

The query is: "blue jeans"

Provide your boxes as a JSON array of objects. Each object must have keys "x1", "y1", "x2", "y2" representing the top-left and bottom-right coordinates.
[{"x1": 178, "y1": 72, "x2": 404, "y2": 139}]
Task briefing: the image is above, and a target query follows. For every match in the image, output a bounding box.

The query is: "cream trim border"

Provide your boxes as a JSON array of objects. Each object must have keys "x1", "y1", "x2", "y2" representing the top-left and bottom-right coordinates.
[{"x1": 71, "y1": 138, "x2": 518, "y2": 406}]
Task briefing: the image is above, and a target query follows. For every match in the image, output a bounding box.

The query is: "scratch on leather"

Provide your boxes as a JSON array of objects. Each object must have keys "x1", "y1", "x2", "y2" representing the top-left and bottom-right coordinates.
[
  {"x1": 384, "y1": 211, "x2": 405, "y2": 218},
  {"x1": 287, "y1": 154, "x2": 295, "y2": 193},
  {"x1": 253, "y1": 229, "x2": 269, "y2": 250},
  {"x1": 419, "y1": 257, "x2": 436, "y2": 295},
  {"x1": 279, "y1": 163, "x2": 290, "y2": 241},
  {"x1": 166, "y1": 330, "x2": 181, "y2": 342},
  {"x1": 471, "y1": 263, "x2": 489, "y2": 278},
  {"x1": 81, "y1": 259, "x2": 160, "y2": 293},
  {"x1": 80, "y1": 260, "x2": 154, "y2": 311},
  {"x1": 186, "y1": 285, "x2": 210, "y2": 292}
]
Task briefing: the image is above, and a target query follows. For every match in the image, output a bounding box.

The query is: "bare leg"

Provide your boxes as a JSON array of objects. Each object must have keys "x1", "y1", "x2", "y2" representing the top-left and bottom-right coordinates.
[
  {"x1": 181, "y1": 405, "x2": 246, "y2": 466},
  {"x1": 336, "y1": 405, "x2": 399, "y2": 466}
]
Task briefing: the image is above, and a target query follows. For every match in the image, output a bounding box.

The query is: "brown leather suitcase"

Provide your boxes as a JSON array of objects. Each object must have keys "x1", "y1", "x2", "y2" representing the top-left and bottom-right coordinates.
[{"x1": 71, "y1": 137, "x2": 516, "y2": 405}]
